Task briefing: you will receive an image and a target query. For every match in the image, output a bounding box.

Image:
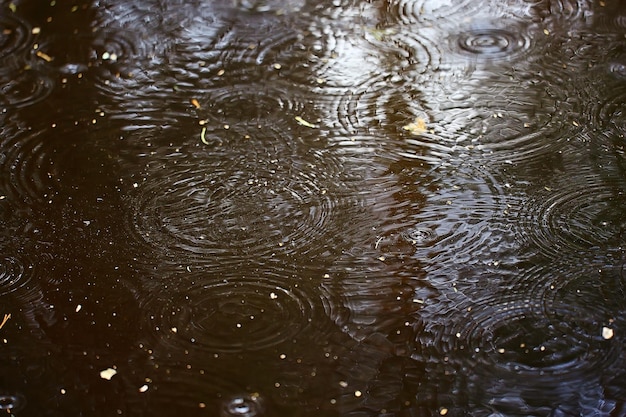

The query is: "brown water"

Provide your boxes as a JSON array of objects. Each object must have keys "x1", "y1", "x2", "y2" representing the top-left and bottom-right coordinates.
[{"x1": 1, "y1": 0, "x2": 626, "y2": 415}]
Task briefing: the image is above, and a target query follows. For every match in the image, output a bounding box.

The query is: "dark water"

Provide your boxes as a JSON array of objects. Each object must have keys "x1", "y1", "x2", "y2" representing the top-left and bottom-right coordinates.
[{"x1": 1, "y1": 0, "x2": 626, "y2": 415}]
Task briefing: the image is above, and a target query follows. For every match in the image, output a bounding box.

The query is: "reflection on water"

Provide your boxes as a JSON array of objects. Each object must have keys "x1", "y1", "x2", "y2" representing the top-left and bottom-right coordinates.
[{"x1": 1, "y1": 0, "x2": 626, "y2": 415}]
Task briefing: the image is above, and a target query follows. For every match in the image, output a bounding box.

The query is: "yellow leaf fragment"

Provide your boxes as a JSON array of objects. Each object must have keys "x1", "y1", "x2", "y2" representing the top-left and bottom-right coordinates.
[
  {"x1": 0, "y1": 314, "x2": 10, "y2": 329},
  {"x1": 200, "y1": 126, "x2": 208, "y2": 145},
  {"x1": 100, "y1": 368, "x2": 117, "y2": 380},
  {"x1": 295, "y1": 116, "x2": 318, "y2": 129},
  {"x1": 36, "y1": 50, "x2": 53, "y2": 62},
  {"x1": 190, "y1": 98, "x2": 201, "y2": 109},
  {"x1": 403, "y1": 117, "x2": 427, "y2": 135},
  {"x1": 368, "y1": 27, "x2": 396, "y2": 41}
]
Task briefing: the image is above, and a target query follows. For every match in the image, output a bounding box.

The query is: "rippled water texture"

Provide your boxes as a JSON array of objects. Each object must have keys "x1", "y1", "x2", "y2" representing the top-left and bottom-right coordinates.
[{"x1": 1, "y1": 0, "x2": 626, "y2": 416}]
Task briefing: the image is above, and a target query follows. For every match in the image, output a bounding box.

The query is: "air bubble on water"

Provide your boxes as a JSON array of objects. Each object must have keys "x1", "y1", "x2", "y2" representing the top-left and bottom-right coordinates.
[
  {"x1": 221, "y1": 393, "x2": 265, "y2": 417},
  {"x1": 0, "y1": 393, "x2": 25, "y2": 411},
  {"x1": 401, "y1": 226, "x2": 436, "y2": 246}
]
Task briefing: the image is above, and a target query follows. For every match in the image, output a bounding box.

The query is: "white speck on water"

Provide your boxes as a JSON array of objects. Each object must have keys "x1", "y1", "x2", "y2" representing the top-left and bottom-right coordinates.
[
  {"x1": 100, "y1": 368, "x2": 117, "y2": 380},
  {"x1": 602, "y1": 326, "x2": 614, "y2": 340}
]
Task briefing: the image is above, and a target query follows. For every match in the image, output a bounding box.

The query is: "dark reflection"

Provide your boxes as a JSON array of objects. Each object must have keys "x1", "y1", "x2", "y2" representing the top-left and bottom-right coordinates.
[{"x1": 1, "y1": 0, "x2": 626, "y2": 415}]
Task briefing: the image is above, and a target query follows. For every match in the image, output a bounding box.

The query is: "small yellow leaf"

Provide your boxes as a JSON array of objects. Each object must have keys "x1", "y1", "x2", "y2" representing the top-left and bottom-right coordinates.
[
  {"x1": 402, "y1": 117, "x2": 427, "y2": 135},
  {"x1": 36, "y1": 50, "x2": 53, "y2": 62},
  {"x1": 200, "y1": 126, "x2": 208, "y2": 145},
  {"x1": 0, "y1": 314, "x2": 10, "y2": 329},
  {"x1": 295, "y1": 116, "x2": 318, "y2": 129}
]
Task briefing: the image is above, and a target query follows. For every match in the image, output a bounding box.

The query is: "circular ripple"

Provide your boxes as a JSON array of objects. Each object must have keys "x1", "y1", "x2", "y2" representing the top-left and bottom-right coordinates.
[
  {"x1": 416, "y1": 74, "x2": 573, "y2": 167},
  {"x1": 324, "y1": 250, "x2": 436, "y2": 343},
  {"x1": 400, "y1": 226, "x2": 438, "y2": 247},
  {"x1": 174, "y1": 12, "x2": 310, "y2": 86},
  {"x1": 588, "y1": 80, "x2": 626, "y2": 137},
  {"x1": 412, "y1": 261, "x2": 623, "y2": 413},
  {"x1": 0, "y1": 392, "x2": 26, "y2": 412},
  {"x1": 541, "y1": 265, "x2": 625, "y2": 349},
  {"x1": 589, "y1": 2, "x2": 626, "y2": 33},
  {"x1": 515, "y1": 173, "x2": 626, "y2": 258},
  {"x1": 296, "y1": 19, "x2": 420, "y2": 91},
  {"x1": 527, "y1": 0, "x2": 592, "y2": 24},
  {"x1": 385, "y1": 0, "x2": 543, "y2": 26},
  {"x1": 221, "y1": 393, "x2": 266, "y2": 417},
  {"x1": 140, "y1": 273, "x2": 320, "y2": 353},
  {"x1": 384, "y1": 0, "x2": 477, "y2": 25},
  {"x1": 197, "y1": 82, "x2": 308, "y2": 127},
  {"x1": 128, "y1": 144, "x2": 356, "y2": 263},
  {"x1": 0, "y1": 121, "x2": 101, "y2": 204},
  {"x1": 0, "y1": 14, "x2": 30, "y2": 60},
  {"x1": 123, "y1": 361, "x2": 245, "y2": 415},
  {"x1": 0, "y1": 69, "x2": 55, "y2": 110},
  {"x1": 90, "y1": 19, "x2": 178, "y2": 110},
  {"x1": 352, "y1": 159, "x2": 517, "y2": 270},
  {"x1": 323, "y1": 78, "x2": 427, "y2": 137},
  {"x1": 0, "y1": 121, "x2": 52, "y2": 203},
  {"x1": 212, "y1": 19, "x2": 303, "y2": 68},
  {"x1": 0, "y1": 255, "x2": 33, "y2": 296},
  {"x1": 91, "y1": 30, "x2": 143, "y2": 71},
  {"x1": 456, "y1": 26, "x2": 530, "y2": 59},
  {"x1": 608, "y1": 58, "x2": 626, "y2": 80},
  {"x1": 400, "y1": 165, "x2": 513, "y2": 266}
]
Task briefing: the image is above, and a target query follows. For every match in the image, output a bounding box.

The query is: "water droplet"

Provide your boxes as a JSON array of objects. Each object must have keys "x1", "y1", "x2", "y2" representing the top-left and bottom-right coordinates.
[
  {"x1": 0, "y1": 393, "x2": 25, "y2": 411},
  {"x1": 401, "y1": 226, "x2": 437, "y2": 247},
  {"x1": 455, "y1": 24, "x2": 530, "y2": 59},
  {"x1": 221, "y1": 394, "x2": 265, "y2": 417}
]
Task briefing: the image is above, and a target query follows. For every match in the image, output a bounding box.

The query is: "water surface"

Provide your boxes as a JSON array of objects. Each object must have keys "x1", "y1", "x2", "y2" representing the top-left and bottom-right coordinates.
[{"x1": 1, "y1": 0, "x2": 625, "y2": 416}]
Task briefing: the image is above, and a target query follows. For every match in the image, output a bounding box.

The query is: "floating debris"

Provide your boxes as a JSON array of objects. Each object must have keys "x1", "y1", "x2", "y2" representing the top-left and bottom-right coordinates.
[
  {"x1": 402, "y1": 117, "x2": 427, "y2": 135},
  {"x1": 368, "y1": 27, "x2": 396, "y2": 41},
  {"x1": 0, "y1": 314, "x2": 10, "y2": 329},
  {"x1": 200, "y1": 126, "x2": 208, "y2": 145},
  {"x1": 295, "y1": 116, "x2": 318, "y2": 129},
  {"x1": 602, "y1": 326, "x2": 614, "y2": 340},
  {"x1": 101, "y1": 51, "x2": 117, "y2": 61},
  {"x1": 36, "y1": 50, "x2": 53, "y2": 62},
  {"x1": 100, "y1": 368, "x2": 117, "y2": 380}
]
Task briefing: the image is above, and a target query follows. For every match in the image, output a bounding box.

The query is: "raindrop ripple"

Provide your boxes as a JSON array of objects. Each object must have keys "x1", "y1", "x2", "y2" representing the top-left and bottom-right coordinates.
[{"x1": 139, "y1": 272, "x2": 323, "y2": 354}]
